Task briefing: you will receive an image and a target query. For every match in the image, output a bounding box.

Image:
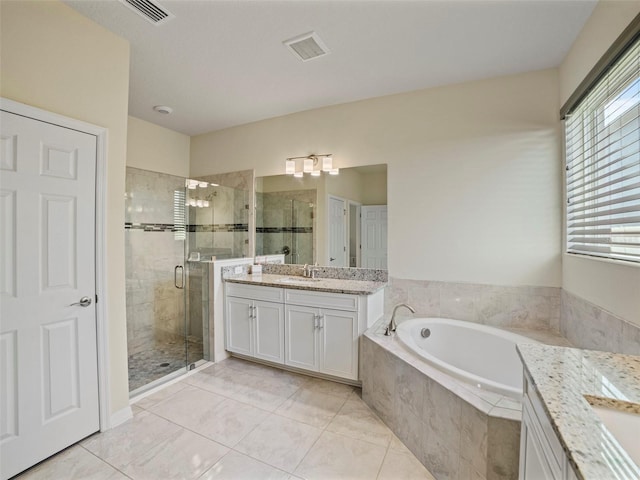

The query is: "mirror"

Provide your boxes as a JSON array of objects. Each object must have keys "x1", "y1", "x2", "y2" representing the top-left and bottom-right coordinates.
[{"x1": 255, "y1": 164, "x2": 387, "y2": 268}]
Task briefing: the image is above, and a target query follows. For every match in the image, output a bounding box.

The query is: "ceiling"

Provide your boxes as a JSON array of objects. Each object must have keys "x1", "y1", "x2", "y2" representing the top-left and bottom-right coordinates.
[{"x1": 65, "y1": 0, "x2": 597, "y2": 136}]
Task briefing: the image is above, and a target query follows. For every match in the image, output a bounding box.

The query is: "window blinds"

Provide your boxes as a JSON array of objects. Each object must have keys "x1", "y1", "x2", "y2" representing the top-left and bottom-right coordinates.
[{"x1": 565, "y1": 38, "x2": 640, "y2": 263}]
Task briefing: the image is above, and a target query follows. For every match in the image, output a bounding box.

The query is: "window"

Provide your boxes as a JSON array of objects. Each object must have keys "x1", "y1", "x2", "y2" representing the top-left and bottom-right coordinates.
[{"x1": 565, "y1": 38, "x2": 640, "y2": 263}]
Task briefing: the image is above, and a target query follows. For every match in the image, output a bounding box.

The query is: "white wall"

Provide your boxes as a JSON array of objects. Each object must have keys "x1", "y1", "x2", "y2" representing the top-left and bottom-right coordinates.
[
  {"x1": 192, "y1": 69, "x2": 562, "y2": 287},
  {"x1": 1, "y1": 1, "x2": 131, "y2": 413},
  {"x1": 559, "y1": 1, "x2": 640, "y2": 328},
  {"x1": 127, "y1": 116, "x2": 190, "y2": 177}
]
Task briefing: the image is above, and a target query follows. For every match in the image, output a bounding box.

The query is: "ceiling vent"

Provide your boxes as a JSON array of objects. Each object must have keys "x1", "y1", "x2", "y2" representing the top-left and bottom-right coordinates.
[
  {"x1": 119, "y1": 0, "x2": 175, "y2": 26},
  {"x1": 284, "y1": 32, "x2": 331, "y2": 62}
]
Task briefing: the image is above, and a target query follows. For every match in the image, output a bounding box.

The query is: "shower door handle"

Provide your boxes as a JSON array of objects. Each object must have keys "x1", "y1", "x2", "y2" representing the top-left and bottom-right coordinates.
[{"x1": 174, "y1": 265, "x2": 184, "y2": 289}]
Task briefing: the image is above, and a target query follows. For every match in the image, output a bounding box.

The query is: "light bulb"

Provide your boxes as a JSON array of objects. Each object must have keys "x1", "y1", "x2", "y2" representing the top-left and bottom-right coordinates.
[
  {"x1": 199, "y1": 182, "x2": 208, "y2": 188},
  {"x1": 203, "y1": 200, "x2": 210, "y2": 207},
  {"x1": 285, "y1": 159, "x2": 295, "y2": 175},
  {"x1": 196, "y1": 199, "x2": 204, "y2": 208},
  {"x1": 303, "y1": 158, "x2": 314, "y2": 173},
  {"x1": 322, "y1": 156, "x2": 332, "y2": 171}
]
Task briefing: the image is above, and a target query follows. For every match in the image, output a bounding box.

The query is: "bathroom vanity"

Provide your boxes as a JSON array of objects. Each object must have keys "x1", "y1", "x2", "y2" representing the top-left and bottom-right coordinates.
[
  {"x1": 517, "y1": 344, "x2": 640, "y2": 480},
  {"x1": 224, "y1": 273, "x2": 385, "y2": 382}
]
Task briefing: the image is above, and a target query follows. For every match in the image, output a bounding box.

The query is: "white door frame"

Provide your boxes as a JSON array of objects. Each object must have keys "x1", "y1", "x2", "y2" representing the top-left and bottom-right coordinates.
[
  {"x1": 347, "y1": 200, "x2": 361, "y2": 267},
  {"x1": 0, "y1": 98, "x2": 112, "y2": 431}
]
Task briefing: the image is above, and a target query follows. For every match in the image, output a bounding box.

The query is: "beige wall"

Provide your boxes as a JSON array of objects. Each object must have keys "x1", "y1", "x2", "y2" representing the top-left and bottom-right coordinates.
[
  {"x1": 559, "y1": 1, "x2": 640, "y2": 327},
  {"x1": 1, "y1": 1, "x2": 131, "y2": 413},
  {"x1": 192, "y1": 69, "x2": 561, "y2": 286},
  {"x1": 127, "y1": 116, "x2": 190, "y2": 177}
]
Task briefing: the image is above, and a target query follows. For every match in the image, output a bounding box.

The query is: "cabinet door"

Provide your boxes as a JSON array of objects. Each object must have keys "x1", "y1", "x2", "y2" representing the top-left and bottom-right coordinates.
[
  {"x1": 254, "y1": 300, "x2": 285, "y2": 364},
  {"x1": 285, "y1": 305, "x2": 319, "y2": 371},
  {"x1": 319, "y1": 308, "x2": 358, "y2": 380},
  {"x1": 519, "y1": 408, "x2": 557, "y2": 480},
  {"x1": 226, "y1": 296, "x2": 253, "y2": 356}
]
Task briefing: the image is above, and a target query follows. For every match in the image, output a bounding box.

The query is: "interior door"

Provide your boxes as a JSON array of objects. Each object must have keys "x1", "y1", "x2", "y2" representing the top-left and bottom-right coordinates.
[
  {"x1": 0, "y1": 110, "x2": 99, "y2": 479},
  {"x1": 360, "y1": 205, "x2": 388, "y2": 269},
  {"x1": 328, "y1": 195, "x2": 347, "y2": 267}
]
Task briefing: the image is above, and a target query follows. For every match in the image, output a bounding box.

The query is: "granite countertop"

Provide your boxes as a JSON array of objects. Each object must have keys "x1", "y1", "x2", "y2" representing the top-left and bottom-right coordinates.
[
  {"x1": 517, "y1": 343, "x2": 640, "y2": 480},
  {"x1": 224, "y1": 273, "x2": 386, "y2": 295}
]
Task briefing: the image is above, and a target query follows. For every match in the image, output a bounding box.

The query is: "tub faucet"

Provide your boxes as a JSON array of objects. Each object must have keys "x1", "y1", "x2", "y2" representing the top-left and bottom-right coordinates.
[{"x1": 384, "y1": 303, "x2": 416, "y2": 336}]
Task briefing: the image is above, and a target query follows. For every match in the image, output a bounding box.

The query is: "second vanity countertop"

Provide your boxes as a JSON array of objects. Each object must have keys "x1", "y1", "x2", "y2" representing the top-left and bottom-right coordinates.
[
  {"x1": 517, "y1": 343, "x2": 640, "y2": 480},
  {"x1": 224, "y1": 273, "x2": 386, "y2": 295}
]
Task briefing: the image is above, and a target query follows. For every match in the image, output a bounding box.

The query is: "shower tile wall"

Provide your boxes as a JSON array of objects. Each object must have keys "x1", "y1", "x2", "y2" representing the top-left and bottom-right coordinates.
[
  {"x1": 256, "y1": 189, "x2": 315, "y2": 264},
  {"x1": 187, "y1": 184, "x2": 249, "y2": 259},
  {"x1": 125, "y1": 167, "x2": 186, "y2": 357}
]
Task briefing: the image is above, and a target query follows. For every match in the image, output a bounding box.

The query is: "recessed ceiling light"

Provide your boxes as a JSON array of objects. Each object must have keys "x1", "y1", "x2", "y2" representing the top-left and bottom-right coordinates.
[{"x1": 153, "y1": 105, "x2": 173, "y2": 114}]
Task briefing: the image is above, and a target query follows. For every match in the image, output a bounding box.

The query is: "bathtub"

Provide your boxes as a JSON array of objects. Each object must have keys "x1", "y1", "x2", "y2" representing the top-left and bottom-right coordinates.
[{"x1": 396, "y1": 317, "x2": 538, "y2": 399}]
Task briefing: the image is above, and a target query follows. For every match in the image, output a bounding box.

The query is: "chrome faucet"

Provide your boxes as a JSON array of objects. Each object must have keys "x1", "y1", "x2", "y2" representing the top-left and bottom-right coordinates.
[{"x1": 384, "y1": 303, "x2": 416, "y2": 336}]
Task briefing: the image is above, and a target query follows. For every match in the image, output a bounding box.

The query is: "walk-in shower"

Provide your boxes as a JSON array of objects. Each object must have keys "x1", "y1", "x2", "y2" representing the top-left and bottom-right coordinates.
[{"x1": 125, "y1": 167, "x2": 248, "y2": 393}]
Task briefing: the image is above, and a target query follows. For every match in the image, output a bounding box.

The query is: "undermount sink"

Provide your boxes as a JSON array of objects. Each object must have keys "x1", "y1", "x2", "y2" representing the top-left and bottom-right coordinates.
[
  {"x1": 275, "y1": 276, "x2": 321, "y2": 284},
  {"x1": 588, "y1": 398, "x2": 640, "y2": 468}
]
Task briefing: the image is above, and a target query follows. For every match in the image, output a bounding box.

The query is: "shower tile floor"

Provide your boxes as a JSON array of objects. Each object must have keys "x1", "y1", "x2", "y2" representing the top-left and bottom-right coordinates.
[
  {"x1": 17, "y1": 357, "x2": 435, "y2": 480},
  {"x1": 128, "y1": 336, "x2": 204, "y2": 392}
]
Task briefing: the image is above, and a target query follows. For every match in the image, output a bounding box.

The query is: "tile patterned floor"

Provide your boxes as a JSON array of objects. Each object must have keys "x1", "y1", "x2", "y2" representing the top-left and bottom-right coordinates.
[
  {"x1": 128, "y1": 336, "x2": 204, "y2": 392},
  {"x1": 16, "y1": 357, "x2": 436, "y2": 480}
]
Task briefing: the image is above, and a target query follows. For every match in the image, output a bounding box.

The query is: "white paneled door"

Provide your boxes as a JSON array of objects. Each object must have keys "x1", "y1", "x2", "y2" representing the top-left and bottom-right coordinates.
[
  {"x1": 361, "y1": 206, "x2": 388, "y2": 269},
  {"x1": 328, "y1": 196, "x2": 347, "y2": 267},
  {"x1": 0, "y1": 111, "x2": 100, "y2": 479}
]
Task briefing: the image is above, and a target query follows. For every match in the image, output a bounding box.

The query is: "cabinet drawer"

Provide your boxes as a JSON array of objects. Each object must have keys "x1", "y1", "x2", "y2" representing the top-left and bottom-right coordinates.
[
  {"x1": 226, "y1": 282, "x2": 284, "y2": 302},
  {"x1": 285, "y1": 289, "x2": 358, "y2": 311},
  {"x1": 524, "y1": 375, "x2": 564, "y2": 472}
]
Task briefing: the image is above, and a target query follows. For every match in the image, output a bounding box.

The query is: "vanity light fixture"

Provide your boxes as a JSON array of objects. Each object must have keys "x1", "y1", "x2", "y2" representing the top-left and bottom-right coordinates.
[{"x1": 285, "y1": 154, "x2": 337, "y2": 177}]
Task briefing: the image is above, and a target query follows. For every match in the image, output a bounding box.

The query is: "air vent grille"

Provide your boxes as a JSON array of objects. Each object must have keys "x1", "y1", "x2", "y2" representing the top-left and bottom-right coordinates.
[
  {"x1": 284, "y1": 32, "x2": 330, "y2": 62},
  {"x1": 120, "y1": 0, "x2": 175, "y2": 25}
]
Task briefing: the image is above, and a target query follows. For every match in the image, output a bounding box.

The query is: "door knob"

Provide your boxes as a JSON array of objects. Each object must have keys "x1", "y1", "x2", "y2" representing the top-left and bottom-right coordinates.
[
  {"x1": 70, "y1": 296, "x2": 92, "y2": 307},
  {"x1": 329, "y1": 257, "x2": 335, "y2": 262}
]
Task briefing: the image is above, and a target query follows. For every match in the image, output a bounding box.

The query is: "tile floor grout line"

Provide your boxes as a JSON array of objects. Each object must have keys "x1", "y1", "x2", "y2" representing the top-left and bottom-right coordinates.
[
  {"x1": 374, "y1": 437, "x2": 394, "y2": 480},
  {"x1": 79, "y1": 442, "x2": 135, "y2": 479}
]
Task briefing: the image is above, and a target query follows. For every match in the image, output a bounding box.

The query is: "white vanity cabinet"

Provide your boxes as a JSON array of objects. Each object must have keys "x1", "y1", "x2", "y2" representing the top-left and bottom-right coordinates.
[
  {"x1": 284, "y1": 290, "x2": 359, "y2": 380},
  {"x1": 225, "y1": 283, "x2": 285, "y2": 364},
  {"x1": 224, "y1": 280, "x2": 384, "y2": 382},
  {"x1": 519, "y1": 372, "x2": 578, "y2": 480}
]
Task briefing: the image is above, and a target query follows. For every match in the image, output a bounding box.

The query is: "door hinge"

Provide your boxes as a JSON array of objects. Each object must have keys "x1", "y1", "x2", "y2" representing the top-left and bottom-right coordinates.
[
  {"x1": 344, "y1": 209, "x2": 346, "y2": 215},
  {"x1": 95, "y1": 294, "x2": 98, "y2": 304}
]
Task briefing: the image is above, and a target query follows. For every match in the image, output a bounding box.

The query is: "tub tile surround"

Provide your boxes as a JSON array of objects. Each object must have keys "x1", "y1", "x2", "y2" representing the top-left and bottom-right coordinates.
[
  {"x1": 387, "y1": 276, "x2": 640, "y2": 355},
  {"x1": 561, "y1": 289, "x2": 640, "y2": 355},
  {"x1": 386, "y1": 277, "x2": 560, "y2": 332},
  {"x1": 360, "y1": 325, "x2": 536, "y2": 480},
  {"x1": 517, "y1": 344, "x2": 640, "y2": 480}
]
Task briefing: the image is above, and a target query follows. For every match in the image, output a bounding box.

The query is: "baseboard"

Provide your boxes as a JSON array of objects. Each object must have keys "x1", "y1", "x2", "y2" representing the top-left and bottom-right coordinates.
[{"x1": 107, "y1": 406, "x2": 133, "y2": 430}]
